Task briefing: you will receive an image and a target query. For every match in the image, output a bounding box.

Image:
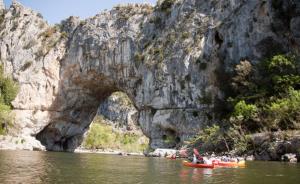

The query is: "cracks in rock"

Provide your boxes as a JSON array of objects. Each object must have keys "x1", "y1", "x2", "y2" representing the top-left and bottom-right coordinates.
[
  {"x1": 139, "y1": 106, "x2": 204, "y2": 111},
  {"x1": 13, "y1": 108, "x2": 63, "y2": 113},
  {"x1": 213, "y1": 0, "x2": 249, "y2": 29}
]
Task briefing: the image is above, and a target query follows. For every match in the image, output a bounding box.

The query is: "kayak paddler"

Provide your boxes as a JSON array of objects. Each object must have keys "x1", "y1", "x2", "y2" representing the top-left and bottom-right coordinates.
[{"x1": 193, "y1": 148, "x2": 204, "y2": 163}]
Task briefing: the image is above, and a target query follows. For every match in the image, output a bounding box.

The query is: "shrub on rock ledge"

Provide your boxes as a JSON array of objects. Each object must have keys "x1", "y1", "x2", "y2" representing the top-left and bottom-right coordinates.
[{"x1": 0, "y1": 65, "x2": 19, "y2": 135}]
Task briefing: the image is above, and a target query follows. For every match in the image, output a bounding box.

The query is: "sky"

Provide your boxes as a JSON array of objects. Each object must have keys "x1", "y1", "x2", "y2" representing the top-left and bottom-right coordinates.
[{"x1": 4, "y1": 0, "x2": 157, "y2": 24}]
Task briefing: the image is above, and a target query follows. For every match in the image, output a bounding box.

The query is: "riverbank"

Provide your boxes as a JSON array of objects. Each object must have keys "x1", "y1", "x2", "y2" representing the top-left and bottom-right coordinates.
[
  {"x1": 0, "y1": 143, "x2": 299, "y2": 163},
  {"x1": 0, "y1": 135, "x2": 45, "y2": 151},
  {"x1": 74, "y1": 148, "x2": 144, "y2": 156},
  {"x1": 187, "y1": 130, "x2": 300, "y2": 163},
  {"x1": 1, "y1": 133, "x2": 299, "y2": 163}
]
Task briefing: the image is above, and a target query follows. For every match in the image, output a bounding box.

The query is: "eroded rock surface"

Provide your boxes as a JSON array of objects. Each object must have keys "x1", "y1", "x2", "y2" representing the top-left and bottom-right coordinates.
[
  {"x1": 80, "y1": 92, "x2": 148, "y2": 152},
  {"x1": 0, "y1": 0, "x2": 300, "y2": 151},
  {"x1": 251, "y1": 131, "x2": 300, "y2": 161},
  {"x1": 0, "y1": 1, "x2": 66, "y2": 150},
  {"x1": 98, "y1": 92, "x2": 140, "y2": 133}
]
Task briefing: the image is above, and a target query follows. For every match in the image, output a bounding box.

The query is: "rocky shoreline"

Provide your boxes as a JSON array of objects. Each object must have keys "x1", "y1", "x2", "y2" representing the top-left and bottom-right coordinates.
[
  {"x1": 0, "y1": 135, "x2": 45, "y2": 151},
  {"x1": 1, "y1": 129, "x2": 300, "y2": 163},
  {"x1": 0, "y1": 136, "x2": 144, "y2": 156},
  {"x1": 0, "y1": 141, "x2": 299, "y2": 163},
  {"x1": 248, "y1": 131, "x2": 300, "y2": 162},
  {"x1": 74, "y1": 148, "x2": 144, "y2": 156}
]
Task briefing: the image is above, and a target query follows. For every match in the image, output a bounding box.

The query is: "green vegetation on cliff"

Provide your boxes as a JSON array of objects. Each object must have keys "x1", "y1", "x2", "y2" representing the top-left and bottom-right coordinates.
[
  {"x1": 83, "y1": 116, "x2": 148, "y2": 153},
  {"x1": 190, "y1": 54, "x2": 300, "y2": 155},
  {"x1": 0, "y1": 65, "x2": 18, "y2": 135},
  {"x1": 230, "y1": 54, "x2": 300, "y2": 131}
]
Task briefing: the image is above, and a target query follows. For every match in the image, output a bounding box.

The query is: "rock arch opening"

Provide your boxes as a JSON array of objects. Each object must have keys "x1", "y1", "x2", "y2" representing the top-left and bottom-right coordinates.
[
  {"x1": 36, "y1": 74, "x2": 123, "y2": 151},
  {"x1": 81, "y1": 91, "x2": 149, "y2": 152},
  {"x1": 36, "y1": 89, "x2": 141, "y2": 152},
  {"x1": 161, "y1": 129, "x2": 179, "y2": 148}
]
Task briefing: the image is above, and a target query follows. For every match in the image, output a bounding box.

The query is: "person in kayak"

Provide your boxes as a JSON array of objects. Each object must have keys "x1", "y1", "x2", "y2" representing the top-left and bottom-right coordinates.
[
  {"x1": 230, "y1": 157, "x2": 238, "y2": 163},
  {"x1": 203, "y1": 157, "x2": 212, "y2": 165},
  {"x1": 192, "y1": 153, "x2": 198, "y2": 164},
  {"x1": 221, "y1": 156, "x2": 230, "y2": 162},
  {"x1": 192, "y1": 148, "x2": 204, "y2": 163}
]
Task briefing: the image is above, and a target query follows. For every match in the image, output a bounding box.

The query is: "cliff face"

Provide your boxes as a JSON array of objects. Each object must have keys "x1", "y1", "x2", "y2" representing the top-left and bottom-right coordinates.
[
  {"x1": 0, "y1": 0, "x2": 299, "y2": 151},
  {"x1": 0, "y1": 1, "x2": 66, "y2": 150}
]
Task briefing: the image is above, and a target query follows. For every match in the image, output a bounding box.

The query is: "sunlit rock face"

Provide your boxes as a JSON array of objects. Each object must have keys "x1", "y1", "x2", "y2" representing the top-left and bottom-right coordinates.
[
  {"x1": 0, "y1": 2, "x2": 66, "y2": 150},
  {"x1": 0, "y1": 0, "x2": 299, "y2": 151},
  {"x1": 98, "y1": 92, "x2": 140, "y2": 133}
]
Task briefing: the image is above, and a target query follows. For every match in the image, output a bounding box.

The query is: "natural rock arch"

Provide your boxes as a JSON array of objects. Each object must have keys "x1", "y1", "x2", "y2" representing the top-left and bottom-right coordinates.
[
  {"x1": 34, "y1": 4, "x2": 217, "y2": 151},
  {"x1": 36, "y1": 32, "x2": 142, "y2": 151},
  {"x1": 2, "y1": 0, "x2": 299, "y2": 152}
]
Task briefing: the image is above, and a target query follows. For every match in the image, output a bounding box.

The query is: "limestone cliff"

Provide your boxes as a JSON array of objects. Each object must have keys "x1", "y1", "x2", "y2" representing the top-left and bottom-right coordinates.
[{"x1": 0, "y1": 0, "x2": 299, "y2": 151}]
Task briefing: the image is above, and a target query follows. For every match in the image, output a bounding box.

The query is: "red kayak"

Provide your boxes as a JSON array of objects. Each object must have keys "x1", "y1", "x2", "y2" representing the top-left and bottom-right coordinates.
[
  {"x1": 213, "y1": 160, "x2": 246, "y2": 167},
  {"x1": 182, "y1": 161, "x2": 214, "y2": 169}
]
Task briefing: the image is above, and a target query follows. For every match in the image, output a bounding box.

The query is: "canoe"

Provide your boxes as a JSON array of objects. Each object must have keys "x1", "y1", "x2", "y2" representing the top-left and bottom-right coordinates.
[
  {"x1": 182, "y1": 161, "x2": 214, "y2": 169},
  {"x1": 216, "y1": 160, "x2": 246, "y2": 167}
]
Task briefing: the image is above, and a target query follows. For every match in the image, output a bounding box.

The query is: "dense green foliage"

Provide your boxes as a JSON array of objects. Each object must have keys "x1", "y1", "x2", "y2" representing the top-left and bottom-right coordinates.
[
  {"x1": 190, "y1": 54, "x2": 300, "y2": 154},
  {"x1": 230, "y1": 54, "x2": 300, "y2": 131},
  {"x1": 83, "y1": 117, "x2": 148, "y2": 153},
  {"x1": 189, "y1": 124, "x2": 251, "y2": 155},
  {"x1": 189, "y1": 125, "x2": 225, "y2": 152},
  {"x1": 267, "y1": 88, "x2": 300, "y2": 130},
  {"x1": 232, "y1": 100, "x2": 257, "y2": 120},
  {"x1": 0, "y1": 65, "x2": 18, "y2": 135}
]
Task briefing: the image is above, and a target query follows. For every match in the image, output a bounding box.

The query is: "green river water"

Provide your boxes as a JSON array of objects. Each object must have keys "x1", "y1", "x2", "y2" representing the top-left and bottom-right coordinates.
[{"x1": 0, "y1": 150, "x2": 299, "y2": 184}]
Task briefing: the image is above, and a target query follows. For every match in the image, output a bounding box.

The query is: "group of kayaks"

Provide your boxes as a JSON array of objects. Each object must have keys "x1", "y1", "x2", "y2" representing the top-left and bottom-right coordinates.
[{"x1": 182, "y1": 160, "x2": 246, "y2": 169}]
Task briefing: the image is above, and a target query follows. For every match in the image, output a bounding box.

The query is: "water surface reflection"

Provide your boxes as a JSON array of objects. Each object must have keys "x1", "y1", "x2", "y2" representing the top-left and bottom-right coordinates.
[
  {"x1": 0, "y1": 150, "x2": 48, "y2": 183},
  {"x1": 0, "y1": 150, "x2": 299, "y2": 184}
]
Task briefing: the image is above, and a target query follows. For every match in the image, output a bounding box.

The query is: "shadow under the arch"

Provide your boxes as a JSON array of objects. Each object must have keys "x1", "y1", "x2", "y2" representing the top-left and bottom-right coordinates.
[{"x1": 35, "y1": 60, "x2": 133, "y2": 152}]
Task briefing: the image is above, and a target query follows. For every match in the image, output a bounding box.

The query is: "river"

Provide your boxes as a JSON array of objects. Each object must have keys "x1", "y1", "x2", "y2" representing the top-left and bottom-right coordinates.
[{"x1": 0, "y1": 150, "x2": 299, "y2": 184}]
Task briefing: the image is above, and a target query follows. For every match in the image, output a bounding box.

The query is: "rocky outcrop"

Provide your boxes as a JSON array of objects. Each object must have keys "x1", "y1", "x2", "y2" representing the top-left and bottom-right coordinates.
[
  {"x1": 281, "y1": 153, "x2": 298, "y2": 163},
  {"x1": 0, "y1": 2, "x2": 66, "y2": 150},
  {"x1": 250, "y1": 131, "x2": 300, "y2": 162},
  {"x1": 0, "y1": 0, "x2": 300, "y2": 152},
  {"x1": 0, "y1": 135, "x2": 44, "y2": 151}
]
